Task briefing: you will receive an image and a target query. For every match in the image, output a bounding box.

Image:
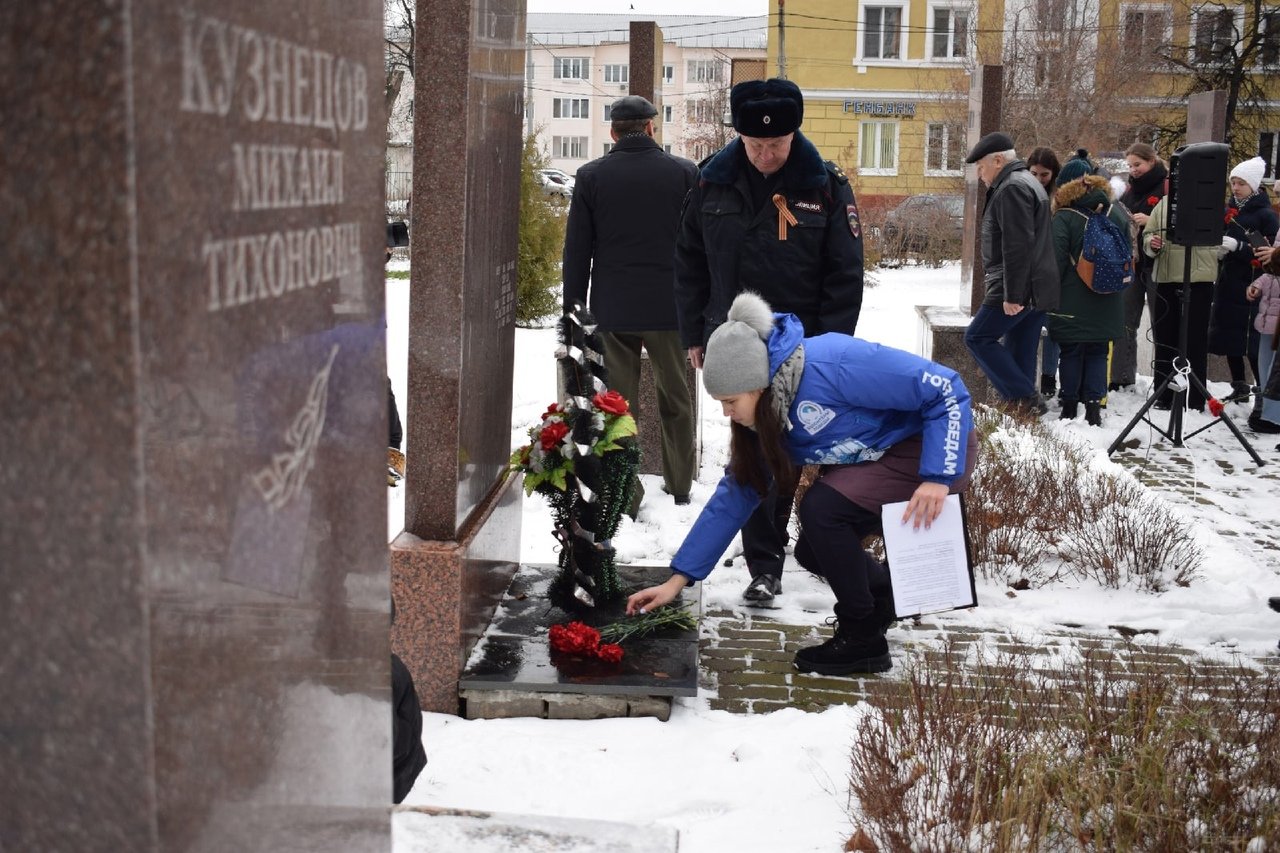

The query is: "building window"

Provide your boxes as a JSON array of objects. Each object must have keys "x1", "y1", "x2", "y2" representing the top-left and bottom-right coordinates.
[
  {"x1": 1194, "y1": 7, "x2": 1237, "y2": 64},
  {"x1": 930, "y1": 6, "x2": 969, "y2": 59},
  {"x1": 552, "y1": 135, "x2": 589, "y2": 158},
  {"x1": 603, "y1": 142, "x2": 614, "y2": 154},
  {"x1": 663, "y1": 64, "x2": 674, "y2": 83},
  {"x1": 663, "y1": 143, "x2": 673, "y2": 153},
  {"x1": 925, "y1": 123, "x2": 965, "y2": 174},
  {"x1": 686, "y1": 99, "x2": 715, "y2": 123},
  {"x1": 1035, "y1": 0, "x2": 1067, "y2": 30},
  {"x1": 603, "y1": 64, "x2": 629, "y2": 84},
  {"x1": 1034, "y1": 51, "x2": 1061, "y2": 85},
  {"x1": 553, "y1": 57, "x2": 589, "y2": 80},
  {"x1": 687, "y1": 60, "x2": 723, "y2": 83},
  {"x1": 1121, "y1": 6, "x2": 1170, "y2": 55},
  {"x1": 693, "y1": 142, "x2": 713, "y2": 160},
  {"x1": 863, "y1": 6, "x2": 903, "y2": 60},
  {"x1": 1260, "y1": 131, "x2": 1279, "y2": 181},
  {"x1": 1262, "y1": 11, "x2": 1280, "y2": 66},
  {"x1": 859, "y1": 121, "x2": 898, "y2": 174},
  {"x1": 664, "y1": 104, "x2": 674, "y2": 122},
  {"x1": 553, "y1": 98, "x2": 590, "y2": 119}
]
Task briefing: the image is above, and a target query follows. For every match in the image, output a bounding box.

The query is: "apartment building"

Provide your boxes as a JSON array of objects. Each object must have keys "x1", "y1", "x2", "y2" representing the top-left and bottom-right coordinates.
[
  {"x1": 525, "y1": 14, "x2": 767, "y2": 174},
  {"x1": 771, "y1": 0, "x2": 1280, "y2": 206}
]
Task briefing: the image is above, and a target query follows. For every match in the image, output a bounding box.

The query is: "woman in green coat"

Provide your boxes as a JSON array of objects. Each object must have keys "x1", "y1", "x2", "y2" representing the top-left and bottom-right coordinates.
[{"x1": 1047, "y1": 160, "x2": 1129, "y2": 425}]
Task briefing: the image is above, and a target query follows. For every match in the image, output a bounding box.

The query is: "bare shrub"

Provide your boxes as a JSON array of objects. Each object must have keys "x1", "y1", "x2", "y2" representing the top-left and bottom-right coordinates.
[
  {"x1": 966, "y1": 407, "x2": 1204, "y2": 591},
  {"x1": 848, "y1": 644, "x2": 1280, "y2": 851}
]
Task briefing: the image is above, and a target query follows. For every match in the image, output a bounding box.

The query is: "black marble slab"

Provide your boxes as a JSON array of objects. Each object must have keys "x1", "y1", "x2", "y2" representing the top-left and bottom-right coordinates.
[{"x1": 459, "y1": 564, "x2": 700, "y2": 698}]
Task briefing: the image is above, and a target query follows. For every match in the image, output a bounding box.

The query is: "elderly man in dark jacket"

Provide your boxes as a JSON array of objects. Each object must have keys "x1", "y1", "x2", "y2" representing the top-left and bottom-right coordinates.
[
  {"x1": 562, "y1": 95, "x2": 699, "y2": 506},
  {"x1": 963, "y1": 131, "x2": 1060, "y2": 413},
  {"x1": 674, "y1": 78, "x2": 865, "y2": 603}
]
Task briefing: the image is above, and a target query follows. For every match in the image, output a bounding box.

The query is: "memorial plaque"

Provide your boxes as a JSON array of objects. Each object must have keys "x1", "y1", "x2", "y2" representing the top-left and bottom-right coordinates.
[
  {"x1": 406, "y1": 0, "x2": 526, "y2": 540},
  {"x1": 2, "y1": 3, "x2": 390, "y2": 849}
]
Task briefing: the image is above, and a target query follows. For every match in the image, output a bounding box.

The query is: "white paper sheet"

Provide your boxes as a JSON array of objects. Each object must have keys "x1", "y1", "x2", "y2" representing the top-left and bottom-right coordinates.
[{"x1": 880, "y1": 493, "x2": 975, "y2": 617}]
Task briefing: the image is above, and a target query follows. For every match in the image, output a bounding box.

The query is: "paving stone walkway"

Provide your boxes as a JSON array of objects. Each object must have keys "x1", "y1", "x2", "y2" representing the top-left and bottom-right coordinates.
[{"x1": 699, "y1": 436, "x2": 1280, "y2": 716}]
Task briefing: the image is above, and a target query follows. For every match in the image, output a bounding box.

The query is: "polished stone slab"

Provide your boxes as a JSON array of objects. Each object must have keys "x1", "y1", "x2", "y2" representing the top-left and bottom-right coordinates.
[{"x1": 459, "y1": 564, "x2": 700, "y2": 698}]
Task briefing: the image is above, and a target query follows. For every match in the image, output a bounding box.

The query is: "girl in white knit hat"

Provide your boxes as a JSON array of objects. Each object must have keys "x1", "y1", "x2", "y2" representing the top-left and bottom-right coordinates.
[{"x1": 1210, "y1": 156, "x2": 1279, "y2": 402}]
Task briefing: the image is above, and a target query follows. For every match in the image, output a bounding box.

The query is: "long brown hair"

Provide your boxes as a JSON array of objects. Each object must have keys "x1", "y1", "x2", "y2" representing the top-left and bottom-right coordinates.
[{"x1": 728, "y1": 389, "x2": 795, "y2": 496}]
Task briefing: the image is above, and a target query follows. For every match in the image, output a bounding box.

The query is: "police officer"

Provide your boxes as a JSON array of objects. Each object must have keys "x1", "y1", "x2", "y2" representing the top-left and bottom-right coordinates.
[
  {"x1": 562, "y1": 95, "x2": 700, "y2": 507},
  {"x1": 674, "y1": 78, "x2": 865, "y2": 603}
]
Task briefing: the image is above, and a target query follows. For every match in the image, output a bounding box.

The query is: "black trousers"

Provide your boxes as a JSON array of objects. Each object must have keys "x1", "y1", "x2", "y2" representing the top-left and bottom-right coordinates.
[
  {"x1": 1151, "y1": 281, "x2": 1213, "y2": 411},
  {"x1": 742, "y1": 481, "x2": 795, "y2": 579},
  {"x1": 792, "y1": 481, "x2": 891, "y2": 622}
]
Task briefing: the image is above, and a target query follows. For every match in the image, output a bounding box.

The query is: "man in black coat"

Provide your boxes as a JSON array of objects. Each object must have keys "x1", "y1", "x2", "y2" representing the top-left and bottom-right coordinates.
[
  {"x1": 674, "y1": 78, "x2": 865, "y2": 602},
  {"x1": 963, "y1": 131, "x2": 1060, "y2": 414},
  {"x1": 562, "y1": 95, "x2": 699, "y2": 506}
]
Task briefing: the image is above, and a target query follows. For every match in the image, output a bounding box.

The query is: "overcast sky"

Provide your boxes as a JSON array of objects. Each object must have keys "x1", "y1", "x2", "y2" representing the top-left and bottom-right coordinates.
[{"x1": 527, "y1": 0, "x2": 768, "y2": 15}]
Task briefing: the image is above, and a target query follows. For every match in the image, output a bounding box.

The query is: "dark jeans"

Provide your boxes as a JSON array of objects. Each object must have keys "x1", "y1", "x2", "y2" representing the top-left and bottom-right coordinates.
[
  {"x1": 793, "y1": 481, "x2": 890, "y2": 622},
  {"x1": 1151, "y1": 281, "x2": 1213, "y2": 411},
  {"x1": 742, "y1": 471, "x2": 798, "y2": 580},
  {"x1": 1057, "y1": 341, "x2": 1109, "y2": 404},
  {"x1": 964, "y1": 304, "x2": 1044, "y2": 401}
]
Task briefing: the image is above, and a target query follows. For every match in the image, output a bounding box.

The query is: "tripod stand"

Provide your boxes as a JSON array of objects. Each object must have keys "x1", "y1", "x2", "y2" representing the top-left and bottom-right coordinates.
[{"x1": 1108, "y1": 247, "x2": 1266, "y2": 465}]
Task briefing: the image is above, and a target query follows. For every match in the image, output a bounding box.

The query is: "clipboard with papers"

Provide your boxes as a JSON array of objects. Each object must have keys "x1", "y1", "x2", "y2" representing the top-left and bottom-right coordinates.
[{"x1": 879, "y1": 493, "x2": 977, "y2": 618}]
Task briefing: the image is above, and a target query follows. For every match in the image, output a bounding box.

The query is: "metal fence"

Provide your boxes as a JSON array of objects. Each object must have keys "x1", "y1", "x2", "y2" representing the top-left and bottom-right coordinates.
[{"x1": 386, "y1": 171, "x2": 412, "y2": 202}]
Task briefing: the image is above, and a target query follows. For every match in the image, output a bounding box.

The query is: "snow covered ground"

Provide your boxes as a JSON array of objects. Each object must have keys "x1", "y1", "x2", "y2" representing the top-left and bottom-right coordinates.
[{"x1": 387, "y1": 261, "x2": 1280, "y2": 851}]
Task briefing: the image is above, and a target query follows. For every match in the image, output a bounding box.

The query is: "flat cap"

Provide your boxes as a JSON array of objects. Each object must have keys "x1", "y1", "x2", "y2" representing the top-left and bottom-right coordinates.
[
  {"x1": 610, "y1": 95, "x2": 658, "y2": 122},
  {"x1": 730, "y1": 78, "x2": 803, "y2": 138},
  {"x1": 964, "y1": 131, "x2": 1016, "y2": 164}
]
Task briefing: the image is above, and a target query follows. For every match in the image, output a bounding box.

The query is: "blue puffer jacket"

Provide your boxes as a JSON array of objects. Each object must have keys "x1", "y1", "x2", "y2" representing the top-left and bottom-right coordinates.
[{"x1": 671, "y1": 313, "x2": 973, "y2": 582}]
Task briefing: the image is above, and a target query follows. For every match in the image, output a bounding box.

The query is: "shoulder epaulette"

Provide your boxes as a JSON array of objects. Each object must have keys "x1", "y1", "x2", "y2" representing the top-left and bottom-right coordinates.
[{"x1": 825, "y1": 161, "x2": 849, "y2": 186}]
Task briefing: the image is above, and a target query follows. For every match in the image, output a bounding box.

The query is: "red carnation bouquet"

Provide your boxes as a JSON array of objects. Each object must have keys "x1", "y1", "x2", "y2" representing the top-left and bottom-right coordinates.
[{"x1": 549, "y1": 621, "x2": 623, "y2": 664}]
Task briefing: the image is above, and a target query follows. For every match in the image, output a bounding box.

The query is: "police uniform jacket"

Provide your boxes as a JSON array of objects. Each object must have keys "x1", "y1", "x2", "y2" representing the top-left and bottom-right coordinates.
[
  {"x1": 674, "y1": 132, "x2": 865, "y2": 348},
  {"x1": 561, "y1": 134, "x2": 699, "y2": 332}
]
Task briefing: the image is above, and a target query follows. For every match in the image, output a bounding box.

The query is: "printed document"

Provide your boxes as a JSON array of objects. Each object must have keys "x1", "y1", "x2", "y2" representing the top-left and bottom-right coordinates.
[{"x1": 880, "y1": 494, "x2": 976, "y2": 617}]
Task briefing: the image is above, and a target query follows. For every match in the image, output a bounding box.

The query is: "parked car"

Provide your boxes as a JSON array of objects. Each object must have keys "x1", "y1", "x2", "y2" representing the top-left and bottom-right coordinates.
[
  {"x1": 537, "y1": 169, "x2": 574, "y2": 198},
  {"x1": 882, "y1": 193, "x2": 964, "y2": 252}
]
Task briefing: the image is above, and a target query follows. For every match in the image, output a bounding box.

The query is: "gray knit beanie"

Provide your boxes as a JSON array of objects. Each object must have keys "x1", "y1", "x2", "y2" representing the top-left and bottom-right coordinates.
[{"x1": 703, "y1": 292, "x2": 774, "y2": 397}]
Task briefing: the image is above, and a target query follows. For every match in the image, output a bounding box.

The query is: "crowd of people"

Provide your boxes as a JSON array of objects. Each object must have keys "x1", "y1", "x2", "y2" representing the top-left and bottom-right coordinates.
[
  {"x1": 964, "y1": 132, "x2": 1280, "y2": 436},
  {"x1": 551, "y1": 76, "x2": 1280, "y2": 676}
]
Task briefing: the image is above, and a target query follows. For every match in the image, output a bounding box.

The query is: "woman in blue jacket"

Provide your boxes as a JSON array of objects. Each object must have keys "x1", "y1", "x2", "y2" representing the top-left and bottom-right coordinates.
[{"x1": 627, "y1": 293, "x2": 977, "y2": 675}]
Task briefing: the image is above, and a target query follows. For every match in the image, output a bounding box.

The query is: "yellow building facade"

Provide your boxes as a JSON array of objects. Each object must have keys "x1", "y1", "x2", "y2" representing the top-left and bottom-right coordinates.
[{"x1": 769, "y1": 0, "x2": 1280, "y2": 208}]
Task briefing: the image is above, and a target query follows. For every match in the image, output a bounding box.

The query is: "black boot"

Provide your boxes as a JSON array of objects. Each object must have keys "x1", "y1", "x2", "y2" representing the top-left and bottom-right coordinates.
[
  {"x1": 1040, "y1": 374, "x2": 1056, "y2": 398},
  {"x1": 1059, "y1": 400, "x2": 1078, "y2": 420},
  {"x1": 794, "y1": 614, "x2": 891, "y2": 675},
  {"x1": 1085, "y1": 401, "x2": 1102, "y2": 427}
]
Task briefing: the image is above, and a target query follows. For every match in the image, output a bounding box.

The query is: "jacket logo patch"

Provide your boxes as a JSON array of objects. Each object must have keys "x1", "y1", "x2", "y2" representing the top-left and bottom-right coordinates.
[
  {"x1": 793, "y1": 200, "x2": 821, "y2": 213},
  {"x1": 846, "y1": 203, "x2": 861, "y2": 238},
  {"x1": 797, "y1": 400, "x2": 836, "y2": 434}
]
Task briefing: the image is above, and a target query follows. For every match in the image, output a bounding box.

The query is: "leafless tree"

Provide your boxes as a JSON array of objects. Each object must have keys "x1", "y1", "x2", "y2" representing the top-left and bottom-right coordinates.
[
  {"x1": 1000, "y1": 0, "x2": 1138, "y2": 155},
  {"x1": 1149, "y1": 0, "x2": 1278, "y2": 160},
  {"x1": 385, "y1": 0, "x2": 414, "y2": 126}
]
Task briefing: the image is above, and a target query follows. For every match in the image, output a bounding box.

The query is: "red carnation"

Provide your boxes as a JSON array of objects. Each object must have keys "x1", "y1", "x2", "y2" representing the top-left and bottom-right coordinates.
[
  {"x1": 1146, "y1": 195, "x2": 1159, "y2": 206},
  {"x1": 1252, "y1": 259, "x2": 1263, "y2": 268},
  {"x1": 542, "y1": 402, "x2": 560, "y2": 419},
  {"x1": 592, "y1": 389, "x2": 629, "y2": 416},
  {"x1": 596, "y1": 643, "x2": 624, "y2": 664},
  {"x1": 1208, "y1": 397, "x2": 1225, "y2": 418},
  {"x1": 539, "y1": 420, "x2": 570, "y2": 451},
  {"x1": 549, "y1": 621, "x2": 601, "y2": 655},
  {"x1": 1226, "y1": 208, "x2": 1238, "y2": 224}
]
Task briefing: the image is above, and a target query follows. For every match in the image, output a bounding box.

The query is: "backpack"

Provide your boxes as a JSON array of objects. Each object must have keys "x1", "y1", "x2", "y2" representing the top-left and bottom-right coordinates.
[{"x1": 1066, "y1": 206, "x2": 1134, "y2": 294}]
